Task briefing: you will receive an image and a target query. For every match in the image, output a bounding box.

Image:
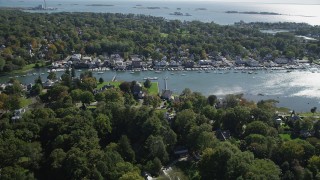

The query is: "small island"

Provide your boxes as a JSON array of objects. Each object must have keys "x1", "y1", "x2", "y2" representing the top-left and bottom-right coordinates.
[
  {"x1": 86, "y1": 4, "x2": 114, "y2": 7},
  {"x1": 226, "y1": 11, "x2": 282, "y2": 15},
  {"x1": 147, "y1": 7, "x2": 161, "y2": 9},
  {"x1": 170, "y1": 12, "x2": 192, "y2": 16},
  {"x1": 195, "y1": 8, "x2": 207, "y2": 11}
]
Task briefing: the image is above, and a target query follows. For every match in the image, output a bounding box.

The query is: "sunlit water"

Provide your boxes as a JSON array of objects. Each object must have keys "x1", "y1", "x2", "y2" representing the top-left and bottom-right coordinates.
[
  {"x1": 1, "y1": 0, "x2": 320, "y2": 111},
  {"x1": 1, "y1": 0, "x2": 320, "y2": 25},
  {"x1": 2, "y1": 68, "x2": 320, "y2": 112}
]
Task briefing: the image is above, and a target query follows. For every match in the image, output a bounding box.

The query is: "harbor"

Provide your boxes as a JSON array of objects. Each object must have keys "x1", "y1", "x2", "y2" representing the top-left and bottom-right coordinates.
[{"x1": 2, "y1": 66, "x2": 320, "y2": 112}]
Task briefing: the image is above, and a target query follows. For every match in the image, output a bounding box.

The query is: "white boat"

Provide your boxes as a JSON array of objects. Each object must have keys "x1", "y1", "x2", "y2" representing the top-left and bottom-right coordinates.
[
  {"x1": 97, "y1": 72, "x2": 104, "y2": 74},
  {"x1": 143, "y1": 77, "x2": 158, "y2": 80}
]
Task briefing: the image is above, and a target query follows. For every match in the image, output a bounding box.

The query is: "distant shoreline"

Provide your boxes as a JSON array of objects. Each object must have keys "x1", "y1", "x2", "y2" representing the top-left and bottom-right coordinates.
[
  {"x1": 86, "y1": 4, "x2": 114, "y2": 7},
  {"x1": 226, "y1": 11, "x2": 281, "y2": 16}
]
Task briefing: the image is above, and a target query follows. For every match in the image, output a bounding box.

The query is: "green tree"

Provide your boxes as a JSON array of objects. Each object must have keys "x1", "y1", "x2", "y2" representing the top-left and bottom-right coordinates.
[
  {"x1": 81, "y1": 77, "x2": 97, "y2": 92},
  {"x1": 244, "y1": 121, "x2": 270, "y2": 136},
  {"x1": 94, "y1": 113, "x2": 112, "y2": 137},
  {"x1": 207, "y1": 95, "x2": 217, "y2": 106},
  {"x1": 119, "y1": 82, "x2": 132, "y2": 93},
  {"x1": 99, "y1": 77, "x2": 104, "y2": 84},
  {"x1": 245, "y1": 159, "x2": 280, "y2": 180},
  {"x1": 145, "y1": 135, "x2": 169, "y2": 163},
  {"x1": 143, "y1": 95, "x2": 161, "y2": 108},
  {"x1": 144, "y1": 79, "x2": 152, "y2": 88},
  {"x1": 199, "y1": 142, "x2": 240, "y2": 179},
  {"x1": 80, "y1": 91, "x2": 94, "y2": 104},
  {"x1": 117, "y1": 135, "x2": 135, "y2": 163},
  {"x1": 0, "y1": 56, "x2": 6, "y2": 72},
  {"x1": 71, "y1": 67, "x2": 76, "y2": 78},
  {"x1": 70, "y1": 89, "x2": 83, "y2": 103},
  {"x1": 174, "y1": 109, "x2": 197, "y2": 142},
  {"x1": 31, "y1": 83, "x2": 43, "y2": 96},
  {"x1": 47, "y1": 72, "x2": 57, "y2": 80}
]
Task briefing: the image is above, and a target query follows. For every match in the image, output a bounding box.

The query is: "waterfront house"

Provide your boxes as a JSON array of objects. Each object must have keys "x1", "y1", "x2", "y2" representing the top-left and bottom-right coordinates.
[
  {"x1": 235, "y1": 57, "x2": 246, "y2": 66},
  {"x1": 132, "y1": 82, "x2": 145, "y2": 99},
  {"x1": 82, "y1": 56, "x2": 92, "y2": 62},
  {"x1": 161, "y1": 89, "x2": 173, "y2": 100},
  {"x1": 71, "y1": 54, "x2": 81, "y2": 61},
  {"x1": 199, "y1": 60, "x2": 212, "y2": 66},
  {"x1": 131, "y1": 58, "x2": 142, "y2": 69},
  {"x1": 183, "y1": 60, "x2": 195, "y2": 68},
  {"x1": 43, "y1": 80, "x2": 55, "y2": 89},
  {"x1": 296, "y1": 59, "x2": 309, "y2": 64},
  {"x1": 154, "y1": 60, "x2": 168, "y2": 69},
  {"x1": 245, "y1": 58, "x2": 261, "y2": 67},
  {"x1": 114, "y1": 61, "x2": 126, "y2": 70},
  {"x1": 169, "y1": 60, "x2": 182, "y2": 67},
  {"x1": 274, "y1": 58, "x2": 289, "y2": 65}
]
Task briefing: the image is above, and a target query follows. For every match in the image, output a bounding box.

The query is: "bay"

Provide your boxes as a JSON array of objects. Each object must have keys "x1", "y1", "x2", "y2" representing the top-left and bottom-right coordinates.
[
  {"x1": 1, "y1": 0, "x2": 320, "y2": 112},
  {"x1": 1, "y1": 0, "x2": 320, "y2": 25},
  {"x1": 2, "y1": 68, "x2": 320, "y2": 112}
]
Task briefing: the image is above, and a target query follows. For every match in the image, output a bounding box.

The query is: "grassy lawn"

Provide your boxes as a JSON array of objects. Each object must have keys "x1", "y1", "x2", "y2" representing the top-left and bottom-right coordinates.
[
  {"x1": 87, "y1": 105, "x2": 97, "y2": 109},
  {"x1": 97, "y1": 81, "x2": 122, "y2": 89},
  {"x1": 279, "y1": 134, "x2": 292, "y2": 141},
  {"x1": 97, "y1": 81, "x2": 159, "y2": 95},
  {"x1": 20, "y1": 97, "x2": 32, "y2": 107},
  {"x1": 147, "y1": 82, "x2": 159, "y2": 95},
  {"x1": 11, "y1": 63, "x2": 36, "y2": 74},
  {"x1": 299, "y1": 112, "x2": 320, "y2": 117}
]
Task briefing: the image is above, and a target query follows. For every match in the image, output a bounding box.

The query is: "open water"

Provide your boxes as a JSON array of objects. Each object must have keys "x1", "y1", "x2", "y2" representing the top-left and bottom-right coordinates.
[
  {"x1": 1, "y1": 0, "x2": 320, "y2": 25},
  {"x1": 2, "y1": 68, "x2": 320, "y2": 112},
  {"x1": 1, "y1": 0, "x2": 320, "y2": 111}
]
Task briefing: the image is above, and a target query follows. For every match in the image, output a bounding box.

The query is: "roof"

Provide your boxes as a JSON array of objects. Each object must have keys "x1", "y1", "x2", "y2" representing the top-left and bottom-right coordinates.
[{"x1": 161, "y1": 90, "x2": 173, "y2": 99}]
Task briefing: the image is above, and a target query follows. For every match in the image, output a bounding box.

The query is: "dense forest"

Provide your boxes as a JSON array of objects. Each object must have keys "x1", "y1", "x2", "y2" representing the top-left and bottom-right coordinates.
[
  {"x1": 1, "y1": 67, "x2": 320, "y2": 179},
  {"x1": 1, "y1": 10, "x2": 320, "y2": 180},
  {"x1": 0, "y1": 10, "x2": 319, "y2": 72}
]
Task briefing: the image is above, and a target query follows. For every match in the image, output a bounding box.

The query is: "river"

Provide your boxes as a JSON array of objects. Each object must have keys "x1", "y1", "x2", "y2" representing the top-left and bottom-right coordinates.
[{"x1": 2, "y1": 68, "x2": 320, "y2": 112}]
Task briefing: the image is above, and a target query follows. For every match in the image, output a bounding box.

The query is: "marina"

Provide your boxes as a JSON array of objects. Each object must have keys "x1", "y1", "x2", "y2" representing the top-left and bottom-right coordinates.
[{"x1": 2, "y1": 66, "x2": 320, "y2": 112}]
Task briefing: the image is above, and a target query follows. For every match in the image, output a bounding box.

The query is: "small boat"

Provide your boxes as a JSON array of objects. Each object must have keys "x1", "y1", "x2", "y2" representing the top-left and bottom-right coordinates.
[
  {"x1": 97, "y1": 72, "x2": 104, "y2": 74},
  {"x1": 143, "y1": 77, "x2": 158, "y2": 80}
]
